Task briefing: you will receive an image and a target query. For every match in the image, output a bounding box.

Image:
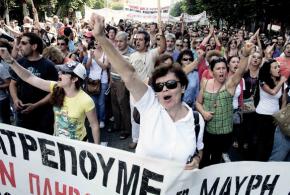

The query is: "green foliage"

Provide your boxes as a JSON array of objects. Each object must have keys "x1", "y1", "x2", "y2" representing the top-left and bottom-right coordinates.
[
  {"x1": 110, "y1": 2, "x2": 123, "y2": 10},
  {"x1": 170, "y1": 0, "x2": 206, "y2": 17},
  {"x1": 170, "y1": 1, "x2": 183, "y2": 17}
]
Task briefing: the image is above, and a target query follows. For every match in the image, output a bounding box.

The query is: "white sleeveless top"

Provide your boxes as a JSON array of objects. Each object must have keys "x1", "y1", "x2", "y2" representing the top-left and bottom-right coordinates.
[
  {"x1": 256, "y1": 86, "x2": 282, "y2": 115},
  {"x1": 88, "y1": 52, "x2": 108, "y2": 84}
]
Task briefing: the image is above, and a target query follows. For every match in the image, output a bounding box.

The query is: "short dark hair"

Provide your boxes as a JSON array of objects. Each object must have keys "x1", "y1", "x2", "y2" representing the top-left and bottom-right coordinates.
[
  {"x1": 209, "y1": 57, "x2": 227, "y2": 71},
  {"x1": 108, "y1": 27, "x2": 117, "y2": 34},
  {"x1": 177, "y1": 49, "x2": 194, "y2": 65},
  {"x1": 137, "y1": 30, "x2": 150, "y2": 44},
  {"x1": 57, "y1": 35, "x2": 69, "y2": 46},
  {"x1": 64, "y1": 27, "x2": 73, "y2": 37},
  {"x1": 0, "y1": 38, "x2": 13, "y2": 53},
  {"x1": 22, "y1": 32, "x2": 44, "y2": 54},
  {"x1": 151, "y1": 64, "x2": 188, "y2": 89}
]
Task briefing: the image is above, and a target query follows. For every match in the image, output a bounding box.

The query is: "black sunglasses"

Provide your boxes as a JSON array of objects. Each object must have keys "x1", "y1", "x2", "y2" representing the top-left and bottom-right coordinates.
[
  {"x1": 182, "y1": 57, "x2": 193, "y2": 61},
  {"x1": 153, "y1": 80, "x2": 180, "y2": 92}
]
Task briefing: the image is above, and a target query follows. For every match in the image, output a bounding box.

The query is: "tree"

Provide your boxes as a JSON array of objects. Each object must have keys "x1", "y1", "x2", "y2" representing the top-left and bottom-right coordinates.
[{"x1": 170, "y1": 1, "x2": 183, "y2": 17}]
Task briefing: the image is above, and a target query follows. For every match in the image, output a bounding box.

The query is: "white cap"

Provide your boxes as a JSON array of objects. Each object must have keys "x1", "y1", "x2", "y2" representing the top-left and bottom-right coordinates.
[
  {"x1": 73, "y1": 63, "x2": 87, "y2": 80},
  {"x1": 56, "y1": 61, "x2": 87, "y2": 80}
]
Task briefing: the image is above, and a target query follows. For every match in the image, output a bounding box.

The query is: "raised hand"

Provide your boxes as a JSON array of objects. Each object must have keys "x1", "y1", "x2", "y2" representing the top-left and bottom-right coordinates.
[
  {"x1": 90, "y1": 13, "x2": 105, "y2": 38},
  {"x1": 0, "y1": 47, "x2": 13, "y2": 62},
  {"x1": 242, "y1": 41, "x2": 254, "y2": 57}
]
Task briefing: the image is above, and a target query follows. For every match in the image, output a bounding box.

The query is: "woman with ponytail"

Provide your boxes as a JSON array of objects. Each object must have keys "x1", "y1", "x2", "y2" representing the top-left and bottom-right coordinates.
[{"x1": 0, "y1": 48, "x2": 100, "y2": 144}]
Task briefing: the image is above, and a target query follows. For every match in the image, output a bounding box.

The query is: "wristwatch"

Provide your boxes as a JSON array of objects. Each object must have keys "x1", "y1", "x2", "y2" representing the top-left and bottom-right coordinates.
[{"x1": 4, "y1": 57, "x2": 14, "y2": 64}]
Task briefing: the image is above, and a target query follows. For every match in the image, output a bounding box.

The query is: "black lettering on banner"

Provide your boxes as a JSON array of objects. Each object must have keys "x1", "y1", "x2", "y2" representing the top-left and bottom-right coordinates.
[
  {"x1": 139, "y1": 168, "x2": 163, "y2": 195},
  {"x1": 97, "y1": 153, "x2": 115, "y2": 187},
  {"x1": 200, "y1": 178, "x2": 220, "y2": 195},
  {"x1": 261, "y1": 175, "x2": 279, "y2": 195},
  {"x1": 57, "y1": 143, "x2": 77, "y2": 176},
  {"x1": 0, "y1": 129, "x2": 16, "y2": 157},
  {"x1": 235, "y1": 176, "x2": 248, "y2": 194},
  {"x1": 18, "y1": 133, "x2": 37, "y2": 160},
  {"x1": 0, "y1": 193, "x2": 12, "y2": 195},
  {"x1": 0, "y1": 131, "x2": 8, "y2": 155},
  {"x1": 79, "y1": 150, "x2": 97, "y2": 180},
  {"x1": 176, "y1": 189, "x2": 189, "y2": 195},
  {"x1": 245, "y1": 175, "x2": 263, "y2": 195},
  {"x1": 38, "y1": 138, "x2": 58, "y2": 169},
  {"x1": 219, "y1": 177, "x2": 231, "y2": 194},
  {"x1": 116, "y1": 161, "x2": 140, "y2": 195}
]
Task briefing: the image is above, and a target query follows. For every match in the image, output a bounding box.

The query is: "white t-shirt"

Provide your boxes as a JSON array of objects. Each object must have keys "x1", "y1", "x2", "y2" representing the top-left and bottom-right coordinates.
[
  {"x1": 134, "y1": 87, "x2": 205, "y2": 164},
  {"x1": 233, "y1": 79, "x2": 245, "y2": 109},
  {"x1": 129, "y1": 48, "x2": 159, "y2": 81},
  {"x1": 88, "y1": 52, "x2": 108, "y2": 84},
  {"x1": 256, "y1": 86, "x2": 282, "y2": 115}
]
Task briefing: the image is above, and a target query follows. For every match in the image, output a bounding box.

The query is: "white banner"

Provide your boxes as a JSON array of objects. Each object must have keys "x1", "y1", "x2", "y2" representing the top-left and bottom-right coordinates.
[
  {"x1": 182, "y1": 11, "x2": 207, "y2": 23},
  {"x1": 1, "y1": 123, "x2": 290, "y2": 195}
]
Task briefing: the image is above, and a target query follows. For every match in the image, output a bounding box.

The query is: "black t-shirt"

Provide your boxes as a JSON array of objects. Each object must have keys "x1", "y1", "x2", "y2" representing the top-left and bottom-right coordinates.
[
  {"x1": 243, "y1": 70, "x2": 258, "y2": 99},
  {"x1": 10, "y1": 57, "x2": 58, "y2": 105}
]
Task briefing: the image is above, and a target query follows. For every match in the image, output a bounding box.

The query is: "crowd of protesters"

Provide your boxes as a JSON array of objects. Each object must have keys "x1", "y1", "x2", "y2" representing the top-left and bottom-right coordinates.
[{"x1": 0, "y1": 11, "x2": 290, "y2": 170}]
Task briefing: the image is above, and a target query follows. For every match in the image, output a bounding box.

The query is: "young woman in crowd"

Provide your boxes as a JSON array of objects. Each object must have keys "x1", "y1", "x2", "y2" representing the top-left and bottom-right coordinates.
[
  {"x1": 177, "y1": 49, "x2": 200, "y2": 108},
  {"x1": 225, "y1": 39, "x2": 239, "y2": 59},
  {"x1": 84, "y1": 41, "x2": 110, "y2": 129},
  {"x1": 0, "y1": 49, "x2": 100, "y2": 144},
  {"x1": 255, "y1": 59, "x2": 287, "y2": 161},
  {"x1": 227, "y1": 56, "x2": 244, "y2": 148},
  {"x1": 90, "y1": 13, "x2": 205, "y2": 170},
  {"x1": 241, "y1": 51, "x2": 262, "y2": 158}
]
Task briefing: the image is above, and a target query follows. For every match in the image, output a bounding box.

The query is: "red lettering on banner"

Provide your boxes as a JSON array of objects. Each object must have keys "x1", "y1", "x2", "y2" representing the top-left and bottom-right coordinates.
[
  {"x1": 29, "y1": 173, "x2": 89, "y2": 195},
  {"x1": 29, "y1": 173, "x2": 41, "y2": 195},
  {"x1": 68, "y1": 186, "x2": 80, "y2": 195},
  {"x1": 0, "y1": 160, "x2": 16, "y2": 187},
  {"x1": 44, "y1": 178, "x2": 53, "y2": 195},
  {"x1": 55, "y1": 181, "x2": 67, "y2": 195}
]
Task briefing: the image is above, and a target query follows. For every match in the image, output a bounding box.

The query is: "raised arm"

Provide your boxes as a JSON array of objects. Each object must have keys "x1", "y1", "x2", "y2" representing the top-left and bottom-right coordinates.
[
  {"x1": 0, "y1": 48, "x2": 51, "y2": 92},
  {"x1": 200, "y1": 25, "x2": 213, "y2": 46},
  {"x1": 227, "y1": 42, "x2": 254, "y2": 93},
  {"x1": 90, "y1": 14, "x2": 147, "y2": 102}
]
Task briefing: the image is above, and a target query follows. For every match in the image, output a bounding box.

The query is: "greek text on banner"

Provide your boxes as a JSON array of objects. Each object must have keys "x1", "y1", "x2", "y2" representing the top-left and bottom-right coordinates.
[{"x1": 0, "y1": 123, "x2": 290, "y2": 195}]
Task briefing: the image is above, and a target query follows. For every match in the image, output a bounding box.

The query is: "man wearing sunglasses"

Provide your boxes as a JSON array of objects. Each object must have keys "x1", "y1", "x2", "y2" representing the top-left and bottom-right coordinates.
[{"x1": 9, "y1": 32, "x2": 58, "y2": 135}]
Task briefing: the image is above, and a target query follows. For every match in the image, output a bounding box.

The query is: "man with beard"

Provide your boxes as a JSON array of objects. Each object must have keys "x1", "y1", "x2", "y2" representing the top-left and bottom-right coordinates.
[
  {"x1": 128, "y1": 30, "x2": 166, "y2": 148},
  {"x1": 9, "y1": 32, "x2": 58, "y2": 135}
]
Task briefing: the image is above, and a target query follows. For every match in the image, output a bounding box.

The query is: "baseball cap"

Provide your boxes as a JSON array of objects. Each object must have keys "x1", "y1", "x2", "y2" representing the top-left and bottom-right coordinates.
[{"x1": 56, "y1": 61, "x2": 87, "y2": 80}]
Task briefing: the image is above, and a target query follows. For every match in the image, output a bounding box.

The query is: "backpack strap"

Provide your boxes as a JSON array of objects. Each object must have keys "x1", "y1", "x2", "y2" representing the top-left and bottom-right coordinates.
[
  {"x1": 193, "y1": 110, "x2": 200, "y2": 154},
  {"x1": 193, "y1": 110, "x2": 200, "y2": 141},
  {"x1": 187, "y1": 110, "x2": 201, "y2": 164}
]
